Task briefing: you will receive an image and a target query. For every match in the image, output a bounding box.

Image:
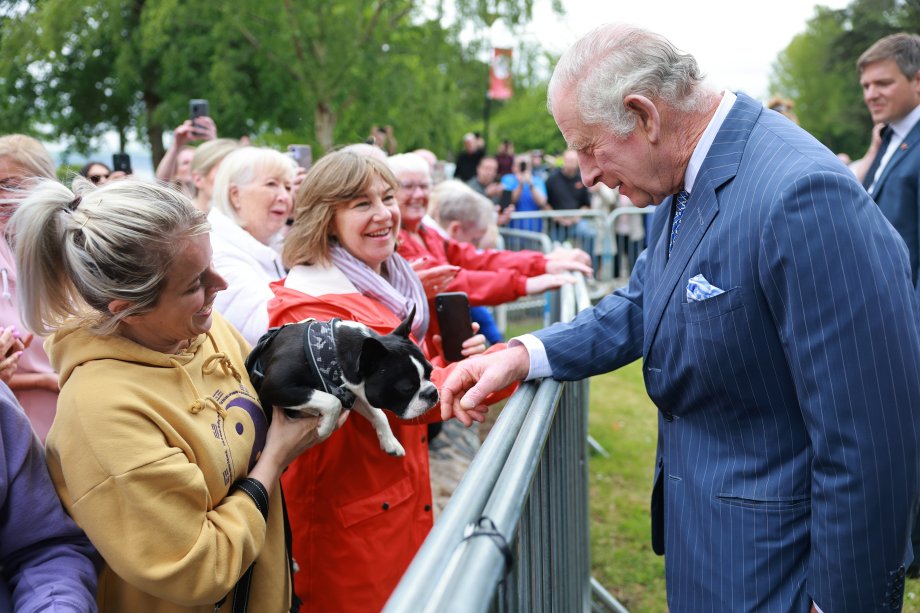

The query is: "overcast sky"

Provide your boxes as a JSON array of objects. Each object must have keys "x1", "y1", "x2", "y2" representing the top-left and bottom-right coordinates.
[{"x1": 490, "y1": 0, "x2": 852, "y2": 101}]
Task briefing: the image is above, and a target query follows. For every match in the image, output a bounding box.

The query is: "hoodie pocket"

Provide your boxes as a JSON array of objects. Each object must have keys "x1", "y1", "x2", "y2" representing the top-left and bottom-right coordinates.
[{"x1": 336, "y1": 476, "x2": 414, "y2": 528}]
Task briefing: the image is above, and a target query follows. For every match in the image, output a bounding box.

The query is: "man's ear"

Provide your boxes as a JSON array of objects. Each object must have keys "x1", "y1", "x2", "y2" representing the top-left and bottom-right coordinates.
[
  {"x1": 623, "y1": 94, "x2": 661, "y2": 144},
  {"x1": 446, "y1": 220, "x2": 463, "y2": 241}
]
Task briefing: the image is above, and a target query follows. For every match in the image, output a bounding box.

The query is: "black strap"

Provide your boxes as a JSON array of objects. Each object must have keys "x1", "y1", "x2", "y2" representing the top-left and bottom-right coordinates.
[
  {"x1": 462, "y1": 516, "x2": 514, "y2": 575},
  {"x1": 280, "y1": 486, "x2": 302, "y2": 612},
  {"x1": 213, "y1": 478, "x2": 270, "y2": 612}
]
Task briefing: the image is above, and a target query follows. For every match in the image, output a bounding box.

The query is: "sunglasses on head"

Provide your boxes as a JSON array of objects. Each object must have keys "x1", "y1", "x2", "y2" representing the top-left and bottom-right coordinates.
[{"x1": 89, "y1": 173, "x2": 110, "y2": 185}]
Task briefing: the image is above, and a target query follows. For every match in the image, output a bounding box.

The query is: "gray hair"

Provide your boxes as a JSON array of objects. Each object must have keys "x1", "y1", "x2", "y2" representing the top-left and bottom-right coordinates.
[
  {"x1": 548, "y1": 24, "x2": 709, "y2": 137},
  {"x1": 858, "y1": 33, "x2": 920, "y2": 78},
  {"x1": 9, "y1": 178, "x2": 209, "y2": 336},
  {"x1": 387, "y1": 152, "x2": 431, "y2": 181},
  {"x1": 210, "y1": 146, "x2": 296, "y2": 226},
  {"x1": 431, "y1": 180, "x2": 495, "y2": 230}
]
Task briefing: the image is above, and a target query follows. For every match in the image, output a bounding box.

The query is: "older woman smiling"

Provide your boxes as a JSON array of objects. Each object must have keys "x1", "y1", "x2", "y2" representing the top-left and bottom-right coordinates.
[{"x1": 208, "y1": 147, "x2": 295, "y2": 345}]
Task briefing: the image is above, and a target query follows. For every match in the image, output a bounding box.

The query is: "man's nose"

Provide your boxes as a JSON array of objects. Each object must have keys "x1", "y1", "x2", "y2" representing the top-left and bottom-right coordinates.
[{"x1": 577, "y1": 152, "x2": 600, "y2": 187}]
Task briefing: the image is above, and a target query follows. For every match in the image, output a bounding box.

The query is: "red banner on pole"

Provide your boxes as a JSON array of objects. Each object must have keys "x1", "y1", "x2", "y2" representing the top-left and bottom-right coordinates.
[{"x1": 489, "y1": 47, "x2": 513, "y2": 100}]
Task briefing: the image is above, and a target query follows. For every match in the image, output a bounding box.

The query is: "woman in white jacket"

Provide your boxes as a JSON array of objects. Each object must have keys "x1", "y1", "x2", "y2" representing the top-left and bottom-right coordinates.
[{"x1": 208, "y1": 147, "x2": 295, "y2": 345}]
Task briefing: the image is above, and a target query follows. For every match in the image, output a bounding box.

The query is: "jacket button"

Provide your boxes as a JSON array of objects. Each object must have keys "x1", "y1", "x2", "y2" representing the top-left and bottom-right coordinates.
[
  {"x1": 424, "y1": 505, "x2": 431, "y2": 512},
  {"x1": 382, "y1": 502, "x2": 389, "y2": 511}
]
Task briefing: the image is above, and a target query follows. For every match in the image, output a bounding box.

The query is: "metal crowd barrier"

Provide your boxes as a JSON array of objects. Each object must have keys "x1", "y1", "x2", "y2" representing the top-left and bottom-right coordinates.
[{"x1": 384, "y1": 275, "x2": 628, "y2": 613}]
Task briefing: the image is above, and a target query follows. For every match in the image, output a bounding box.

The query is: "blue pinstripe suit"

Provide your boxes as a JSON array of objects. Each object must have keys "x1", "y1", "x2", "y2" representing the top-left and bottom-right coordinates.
[{"x1": 536, "y1": 93, "x2": 920, "y2": 611}]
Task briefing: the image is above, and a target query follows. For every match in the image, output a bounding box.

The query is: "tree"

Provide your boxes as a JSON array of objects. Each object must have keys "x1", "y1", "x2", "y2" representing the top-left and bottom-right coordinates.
[
  {"x1": 769, "y1": 0, "x2": 903, "y2": 157},
  {"x1": 0, "y1": 0, "x2": 560, "y2": 163}
]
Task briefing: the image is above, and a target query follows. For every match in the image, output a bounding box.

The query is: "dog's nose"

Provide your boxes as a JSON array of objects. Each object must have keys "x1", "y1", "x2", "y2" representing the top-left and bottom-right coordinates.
[{"x1": 421, "y1": 385, "x2": 439, "y2": 404}]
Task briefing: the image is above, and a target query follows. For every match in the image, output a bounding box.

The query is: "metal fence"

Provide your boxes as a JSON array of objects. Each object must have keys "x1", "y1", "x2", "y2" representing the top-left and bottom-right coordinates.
[
  {"x1": 384, "y1": 276, "x2": 627, "y2": 613},
  {"x1": 495, "y1": 207, "x2": 655, "y2": 334}
]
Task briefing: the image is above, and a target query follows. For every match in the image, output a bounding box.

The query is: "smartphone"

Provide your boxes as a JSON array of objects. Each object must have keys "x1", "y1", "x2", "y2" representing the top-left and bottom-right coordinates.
[
  {"x1": 189, "y1": 98, "x2": 209, "y2": 129},
  {"x1": 518, "y1": 160, "x2": 527, "y2": 173},
  {"x1": 435, "y1": 292, "x2": 473, "y2": 363},
  {"x1": 112, "y1": 152, "x2": 132, "y2": 174},
  {"x1": 499, "y1": 188, "x2": 513, "y2": 210},
  {"x1": 288, "y1": 144, "x2": 313, "y2": 170}
]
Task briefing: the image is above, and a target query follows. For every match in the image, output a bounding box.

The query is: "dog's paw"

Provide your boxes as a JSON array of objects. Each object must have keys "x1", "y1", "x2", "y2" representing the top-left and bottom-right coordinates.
[{"x1": 380, "y1": 436, "x2": 406, "y2": 457}]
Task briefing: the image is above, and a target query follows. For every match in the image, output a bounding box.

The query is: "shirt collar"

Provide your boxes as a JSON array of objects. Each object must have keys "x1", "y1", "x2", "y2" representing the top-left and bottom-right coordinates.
[
  {"x1": 684, "y1": 90, "x2": 737, "y2": 194},
  {"x1": 889, "y1": 103, "x2": 920, "y2": 141}
]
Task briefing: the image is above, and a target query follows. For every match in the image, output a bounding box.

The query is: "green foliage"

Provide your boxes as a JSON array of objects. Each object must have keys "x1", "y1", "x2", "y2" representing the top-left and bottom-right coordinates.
[
  {"x1": 0, "y1": 0, "x2": 562, "y2": 163},
  {"x1": 769, "y1": 0, "x2": 907, "y2": 157}
]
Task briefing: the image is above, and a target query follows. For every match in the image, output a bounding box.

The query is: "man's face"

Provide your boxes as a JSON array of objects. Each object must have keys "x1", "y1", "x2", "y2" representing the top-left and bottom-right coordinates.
[
  {"x1": 860, "y1": 58, "x2": 920, "y2": 124},
  {"x1": 562, "y1": 150, "x2": 579, "y2": 176},
  {"x1": 477, "y1": 158, "x2": 497, "y2": 184},
  {"x1": 551, "y1": 89, "x2": 670, "y2": 207}
]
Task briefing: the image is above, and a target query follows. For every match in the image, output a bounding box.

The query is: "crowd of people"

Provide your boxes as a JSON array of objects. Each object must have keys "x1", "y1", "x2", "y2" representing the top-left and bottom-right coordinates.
[{"x1": 0, "y1": 22, "x2": 918, "y2": 613}]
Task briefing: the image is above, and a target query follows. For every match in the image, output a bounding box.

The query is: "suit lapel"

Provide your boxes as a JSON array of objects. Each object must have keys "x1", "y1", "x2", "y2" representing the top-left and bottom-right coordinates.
[
  {"x1": 642, "y1": 92, "x2": 762, "y2": 356},
  {"x1": 873, "y1": 119, "x2": 920, "y2": 194}
]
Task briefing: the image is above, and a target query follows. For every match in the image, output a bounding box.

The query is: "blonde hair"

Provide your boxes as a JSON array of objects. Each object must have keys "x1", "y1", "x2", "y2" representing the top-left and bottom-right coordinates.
[
  {"x1": 9, "y1": 178, "x2": 209, "y2": 336},
  {"x1": 0, "y1": 134, "x2": 56, "y2": 180},
  {"x1": 210, "y1": 147, "x2": 296, "y2": 225},
  {"x1": 190, "y1": 138, "x2": 241, "y2": 182},
  {"x1": 283, "y1": 150, "x2": 398, "y2": 268}
]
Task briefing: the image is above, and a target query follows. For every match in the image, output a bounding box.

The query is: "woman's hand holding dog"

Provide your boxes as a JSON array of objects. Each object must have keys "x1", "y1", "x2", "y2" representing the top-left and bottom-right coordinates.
[{"x1": 248, "y1": 407, "x2": 348, "y2": 494}]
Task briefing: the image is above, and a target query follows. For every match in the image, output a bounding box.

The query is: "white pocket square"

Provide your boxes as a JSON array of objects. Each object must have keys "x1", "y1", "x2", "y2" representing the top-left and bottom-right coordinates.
[{"x1": 686, "y1": 274, "x2": 725, "y2": 302}]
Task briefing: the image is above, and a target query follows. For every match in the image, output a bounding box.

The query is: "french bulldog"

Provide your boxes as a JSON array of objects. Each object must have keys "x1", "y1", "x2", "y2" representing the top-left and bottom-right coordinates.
[{"x1": 245, "y1": 308, "x2": 438, "y2": 456}]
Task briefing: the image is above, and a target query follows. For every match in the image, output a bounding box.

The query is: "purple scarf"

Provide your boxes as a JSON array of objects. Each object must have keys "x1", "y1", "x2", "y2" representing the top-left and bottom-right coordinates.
[{"x1": 329, "y1": 243, "x2": 429, "y2": 340}]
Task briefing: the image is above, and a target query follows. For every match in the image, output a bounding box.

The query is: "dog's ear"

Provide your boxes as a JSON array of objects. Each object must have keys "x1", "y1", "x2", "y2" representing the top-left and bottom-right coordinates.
[
  {"x1": 392, "y1": 304, "x2": 416, "y2": 339},
  {"x1": 357, "y1": 336, "x2": 390, "y2": 376}
]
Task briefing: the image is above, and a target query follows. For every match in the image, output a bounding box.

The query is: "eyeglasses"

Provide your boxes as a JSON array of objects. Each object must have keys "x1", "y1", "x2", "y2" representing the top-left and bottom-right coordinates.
[
  {"x1": 89, "y1": 174, "x2": 110, "y2": 185},
  {"x1": 399, "y1": 182, "x2": 431, "y2": 192}
]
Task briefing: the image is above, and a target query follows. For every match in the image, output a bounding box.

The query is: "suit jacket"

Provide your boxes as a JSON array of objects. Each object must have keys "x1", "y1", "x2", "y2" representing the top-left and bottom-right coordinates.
[
  {"x1": 535, "y1": 93, "x2": 920, "y2": 611},
  {"x1": 868, "y1": 117, "x2": 920, "y2": 296}
]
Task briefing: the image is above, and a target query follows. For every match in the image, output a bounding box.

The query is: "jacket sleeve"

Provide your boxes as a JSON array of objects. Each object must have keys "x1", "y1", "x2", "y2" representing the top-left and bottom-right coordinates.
[
  {"x1": 759, "y1": 171, "x2": 920, "y2": 610},
  {"x1": 533, "y1": 247, "x2": 646, "y2": 380},
  {"x1": 444, "y1": 238, "x2": 546, "y2": 277},
  {"x1": 0, "y1": 385, "x2": 98, "y2": 613},
  {"x1": 46, "y1": 399, "x2": 269, "y2": 606}
]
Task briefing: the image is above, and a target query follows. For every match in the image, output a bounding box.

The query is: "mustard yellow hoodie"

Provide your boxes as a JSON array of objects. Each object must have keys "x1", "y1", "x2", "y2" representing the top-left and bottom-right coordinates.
[{"x1": 44, "y1": 314, "x2": 291, "y2": 612}]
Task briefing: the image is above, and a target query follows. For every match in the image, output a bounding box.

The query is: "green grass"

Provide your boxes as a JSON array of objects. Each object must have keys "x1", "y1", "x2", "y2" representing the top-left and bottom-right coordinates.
[{"x1": 506, "y1": 316, "x2": 920, "y2": 612}]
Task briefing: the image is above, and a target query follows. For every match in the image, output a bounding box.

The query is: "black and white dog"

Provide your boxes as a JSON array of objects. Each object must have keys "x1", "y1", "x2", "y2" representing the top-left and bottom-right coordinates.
[{"x1": 244, "y1": 308, "x2": 438, "y2": 456}]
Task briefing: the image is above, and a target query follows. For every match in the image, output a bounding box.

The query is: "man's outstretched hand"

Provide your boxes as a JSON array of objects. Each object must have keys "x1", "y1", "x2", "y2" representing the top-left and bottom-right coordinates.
[{"x1": 440, "y1": 344, "x2": 531, "y2": 426}]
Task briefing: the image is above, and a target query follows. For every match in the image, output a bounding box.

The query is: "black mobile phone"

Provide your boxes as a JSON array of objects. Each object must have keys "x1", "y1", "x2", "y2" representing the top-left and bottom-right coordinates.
[
  {"x1": 112, "y1": 152, "x2": 132, "y2": 174},
  {"x1": 435, "y1": 292, "x2": 473, "y2": 363},
  {"x1": 499, "y1": 188, "x2": 513, "y2": 210},
  {"x1": 189, "y1": 98, "x2": 209, "y2": 128},
  {"x1": 288, "y1": 144, "x2": 313, "y2": 170},
  {"x1": 518, "y1": 160, "x2": 527, "y2": 173}
]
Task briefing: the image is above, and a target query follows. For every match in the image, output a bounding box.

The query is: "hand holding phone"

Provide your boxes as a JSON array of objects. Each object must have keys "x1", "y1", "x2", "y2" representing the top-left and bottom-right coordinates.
[
  {"x1": 435, "y1": 292, "x2": 473, "y2": 363},
  {"x1": 112, "y1": 152, "x2": 132, "y2": 175},
  {"x1": 288, "y1": 144, "x2": 313, "y2": 170}
]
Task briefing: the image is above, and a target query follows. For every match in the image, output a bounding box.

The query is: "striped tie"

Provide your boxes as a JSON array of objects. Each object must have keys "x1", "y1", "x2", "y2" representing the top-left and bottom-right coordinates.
[{"x1": 668, "y1": 190, "x2": 690, "y2": 257}]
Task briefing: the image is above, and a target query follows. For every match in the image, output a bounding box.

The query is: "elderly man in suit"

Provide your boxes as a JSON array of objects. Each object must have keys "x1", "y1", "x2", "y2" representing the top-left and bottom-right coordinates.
[
  {"x1": 858, "y1": 31, "x2": 920, "y2": 582},
  {"x1": 441, "y1": 23, "x2": 920, "y2": 611}
]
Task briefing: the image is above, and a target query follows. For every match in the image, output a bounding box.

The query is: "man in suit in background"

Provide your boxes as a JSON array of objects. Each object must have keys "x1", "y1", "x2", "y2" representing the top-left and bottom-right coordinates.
[
  {"x1": 441, "y1": 23, "x2": 920, "y2": 611},
  {"x1": 859, "y1": 32, "x2": 920, "y2": 581},
  {"x1": 859, "y1": 33, "x2": 920, "y2": 300}
]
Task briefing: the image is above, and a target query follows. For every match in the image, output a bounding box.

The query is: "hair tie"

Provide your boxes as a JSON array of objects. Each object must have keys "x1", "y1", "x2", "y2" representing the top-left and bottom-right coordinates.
[{"x1": 68, "y1": 195, "x2": 82, "y2": 211}]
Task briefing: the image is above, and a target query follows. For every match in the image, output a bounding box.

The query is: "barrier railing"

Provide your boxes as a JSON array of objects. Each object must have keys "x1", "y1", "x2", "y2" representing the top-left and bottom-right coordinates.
[{"x1": 385, "y1": 274, "x2": 627, "y2": 612}]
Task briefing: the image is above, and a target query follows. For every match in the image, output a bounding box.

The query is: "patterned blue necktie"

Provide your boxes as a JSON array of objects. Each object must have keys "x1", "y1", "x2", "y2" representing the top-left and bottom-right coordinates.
[{"x1": 668, "y1": 190, "x2": 690, "y2": 257}]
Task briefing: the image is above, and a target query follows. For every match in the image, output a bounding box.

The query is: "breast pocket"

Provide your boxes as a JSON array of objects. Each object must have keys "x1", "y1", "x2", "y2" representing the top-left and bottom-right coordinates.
[{"x1": 679, "y1": 286, "x2": 744, "y2": 323}]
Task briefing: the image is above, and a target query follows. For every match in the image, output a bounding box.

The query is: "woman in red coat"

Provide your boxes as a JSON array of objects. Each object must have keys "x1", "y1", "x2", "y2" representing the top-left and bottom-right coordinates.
[
  {"x1": 268, "y1": 150, "x2": 510, "y2": 611},
  {"x1": 387, "y1": 153, "x2": 593, "y2": 344}
]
